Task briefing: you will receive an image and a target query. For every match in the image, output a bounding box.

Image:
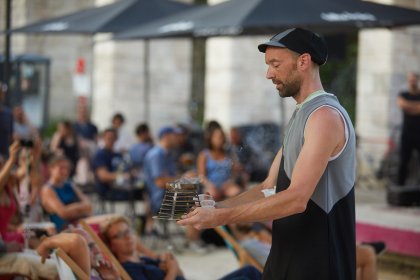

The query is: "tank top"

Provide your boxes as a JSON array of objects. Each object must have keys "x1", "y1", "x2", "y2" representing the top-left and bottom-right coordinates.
[
  {"x1": 204, "y1": 149, "x2": 232, "y2": 189},
  {"x1": 46, "y1": 181, "x2": 80, "y2": 231},
  {"x1": 263, "y1": 93, "x2": 356, "y2": 280}
]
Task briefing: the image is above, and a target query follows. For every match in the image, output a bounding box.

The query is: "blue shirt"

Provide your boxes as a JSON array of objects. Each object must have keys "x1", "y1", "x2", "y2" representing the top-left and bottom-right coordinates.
[
  {"x1": 129, "y1": 142, "x2": 153, "y2": 169},
  {"x1": 143, "y1": 146, "x2": 176, "y2": 213},
  {"x1": 74, "y1": 122, "x2": 98, "y2": 141},
  {"x1": 204, "y1": 150, "x2": 232, "y2": 189},
  {"x1": 47, "y1": 181, "x2": 80, "y2": 231},
  {"x1": 122, "y1": 257, "x2": 185, "y2": 280},
  {"x1": 92, "y1": 148, "x2": 124, "y2": 197}
]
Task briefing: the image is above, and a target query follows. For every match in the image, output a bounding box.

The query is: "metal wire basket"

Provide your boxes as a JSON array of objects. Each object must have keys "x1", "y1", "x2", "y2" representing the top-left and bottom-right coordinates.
[{"x1": 153, "y1": 181, "x2": 199, "y2": 220}]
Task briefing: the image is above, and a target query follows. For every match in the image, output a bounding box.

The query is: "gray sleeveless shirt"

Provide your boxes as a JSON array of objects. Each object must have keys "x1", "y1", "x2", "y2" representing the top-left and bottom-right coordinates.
[
  {"x1": 262, "y1": 92, "x2": 356, "y2": 280},
  {"x1": 283, "y1": 92, "x2": 356, "y2": 213}
]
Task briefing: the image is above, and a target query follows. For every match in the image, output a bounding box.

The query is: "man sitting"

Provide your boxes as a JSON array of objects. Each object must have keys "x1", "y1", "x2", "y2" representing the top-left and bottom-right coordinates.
[{"x1": 92, "y1": 128, "x2": 132, "y2": 202}]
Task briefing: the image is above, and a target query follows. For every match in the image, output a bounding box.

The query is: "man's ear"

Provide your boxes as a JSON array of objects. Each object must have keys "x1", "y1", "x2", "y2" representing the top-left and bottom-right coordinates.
[{"x1": 297, "y1": 53, "x2": 311, "y2": 70}]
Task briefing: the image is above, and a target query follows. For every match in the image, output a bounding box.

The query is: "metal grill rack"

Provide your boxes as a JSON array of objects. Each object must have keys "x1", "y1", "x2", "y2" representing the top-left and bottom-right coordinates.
[{"x1": 153, "y1": 181, "x2": 199, "y2": 220}]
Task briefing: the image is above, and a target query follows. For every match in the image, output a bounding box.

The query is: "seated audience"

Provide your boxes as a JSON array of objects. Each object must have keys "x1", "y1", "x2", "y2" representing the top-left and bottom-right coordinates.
[
  {"x1": 229, "y1": 223, "x2": 272, "y2": 267},
  {"x1": 102, "y1": 216, "x2": 185, "y2": 280},
  {"x1": 50, "y1": 120, "x2": 80, "y2": 176},
  {"x1": 102, "y1": 216, "x2": 262, "y2": 280},
  {"x1": 129, "y1": 123, "x2": 154, "y2": 172},
  {"x1": 0, "y1": 235, "x2": 58, "y2": 279},
  {"x1": 92, "y1": 128, "x2": 131, "y2": 200},
  {"x1": 197, "y1": 125, "x2": 243, "y2": 201},
  {"x1": 41, "y1": 155, "x2": 92, "y2": 231},
  {"x1": 143, "y1": 126, "x2": 182, "y2": 215},
  {"x1": 69, "y1": 226, "x2": 120, "y2": 280},
  {"x1": 111, "y1": 113, "x2": 134, "y2": 154},
  {"x1": 36, "y1": 232, "x2": 90, "y2": 277}
]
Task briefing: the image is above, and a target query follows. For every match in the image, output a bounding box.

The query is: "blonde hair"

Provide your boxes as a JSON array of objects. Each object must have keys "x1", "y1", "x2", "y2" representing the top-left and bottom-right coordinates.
[{"x1": 100, "y1": 215, "x2": 131, "y2": 245}]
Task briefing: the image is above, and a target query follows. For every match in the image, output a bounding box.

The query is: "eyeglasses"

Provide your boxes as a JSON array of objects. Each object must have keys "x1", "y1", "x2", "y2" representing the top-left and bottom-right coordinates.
[{"x1": 109, "y1": 228, "x2": 133, "y2": 240}]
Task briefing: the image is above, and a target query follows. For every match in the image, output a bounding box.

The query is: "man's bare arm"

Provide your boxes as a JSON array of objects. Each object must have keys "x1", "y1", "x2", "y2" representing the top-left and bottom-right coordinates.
[
  {"x1": 216, "y1": 148, "x2": 283, "y2": 208},
  {"x1": 179, "y1": 107, "x2": 344, "y2": 228}
]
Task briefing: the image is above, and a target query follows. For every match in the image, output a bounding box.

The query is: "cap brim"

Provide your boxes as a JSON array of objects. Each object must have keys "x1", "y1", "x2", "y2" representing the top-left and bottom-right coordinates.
[{"x1": 258, "y1": 41, "x2": 287, "y2": 53}]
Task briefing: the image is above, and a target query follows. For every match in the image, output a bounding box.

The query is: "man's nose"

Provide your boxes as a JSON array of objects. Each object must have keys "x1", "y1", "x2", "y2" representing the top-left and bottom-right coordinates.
[{"x1": 266, "y1": 67, "x2": 274, "y2": 80}]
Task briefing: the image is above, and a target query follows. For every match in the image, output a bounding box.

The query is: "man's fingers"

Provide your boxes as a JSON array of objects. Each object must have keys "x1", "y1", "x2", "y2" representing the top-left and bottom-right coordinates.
[
  {"x1": 182, "y1": 208, "x2": 198, "y2": 219},
  {"x1": 177, "y1": 212, "x2": 198, "y2": 226}
]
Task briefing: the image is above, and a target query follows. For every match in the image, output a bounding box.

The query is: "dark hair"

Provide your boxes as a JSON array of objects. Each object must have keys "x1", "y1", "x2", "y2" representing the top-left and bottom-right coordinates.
[
  {"x1": 61, "y1": 120, "x2": 73, "y2": 129},
  {"x1": 48, "y1": 155, "x2": 71, "y2": 168},
  {"x1": 112, "y1": 113, "x2": 125, "y2": 123},
  {"x1": 205, "y1": 126, "x2": 226, "y2": 151},
  {"x1": 135, "y1": 123, "x2": 149, "y2": 135},
  {"x1": 205, "y1": 120, "x2": 221, "y2": 131},
  {"x1": 103, "y1": 127, "x2": 117, "y2": 137}
]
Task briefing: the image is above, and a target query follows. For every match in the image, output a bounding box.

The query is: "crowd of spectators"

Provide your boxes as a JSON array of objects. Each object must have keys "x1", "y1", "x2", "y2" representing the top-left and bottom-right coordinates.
[
  {"x1": 0, "y1": 91, "x2": 384, "y2": 279},
  {"x1": 0, "y1": 92, "x2": 271, "y2": 279}
]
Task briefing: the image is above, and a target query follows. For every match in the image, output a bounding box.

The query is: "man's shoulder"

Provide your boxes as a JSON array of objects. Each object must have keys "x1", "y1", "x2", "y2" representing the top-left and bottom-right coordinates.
[
  {"x1": 94, "y1": 148, "x2": 107, "y2": 157},
  {"x1": 94, "y1": 148, "x2": 120, "y2": 160},
  {"x1": 146, "y1": 146, "x2": 163, "y2": 156}
]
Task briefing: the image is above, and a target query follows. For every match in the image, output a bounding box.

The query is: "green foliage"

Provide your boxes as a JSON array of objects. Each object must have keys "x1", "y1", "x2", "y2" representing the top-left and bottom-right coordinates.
[
  {"x1": 320, "y1": 35, "x2": 358, "y2": 124},
  {"x1": 40, "y1": 118, "x2": 62, "y2": 140}
]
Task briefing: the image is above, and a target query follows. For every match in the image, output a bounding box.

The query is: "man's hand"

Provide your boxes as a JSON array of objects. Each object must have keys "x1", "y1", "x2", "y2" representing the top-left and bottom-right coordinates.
[{"x1": 177, "y1": 207, "x2": 222, "y2": 230}]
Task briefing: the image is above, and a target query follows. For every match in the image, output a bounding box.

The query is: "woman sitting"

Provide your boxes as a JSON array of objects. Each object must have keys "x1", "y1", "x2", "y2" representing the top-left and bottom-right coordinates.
[
  {"x1": 41, "y1": 155, "x2": 92, "y2": 232},
  {"x1": 197, "y1": 125, "x2": 243, "y2": 201},
  {"x1": 102, "y1": 216, "x2": 185, "y2": 280},
  {"x1": 102, "y1": 215, "x2": 262, "y2": 280}
]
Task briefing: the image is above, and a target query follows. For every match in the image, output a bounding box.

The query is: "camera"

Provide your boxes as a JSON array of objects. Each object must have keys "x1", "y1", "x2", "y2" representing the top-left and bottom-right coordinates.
[{"x1": 20, "y1": 139, "x2": 34, "y2": 148}]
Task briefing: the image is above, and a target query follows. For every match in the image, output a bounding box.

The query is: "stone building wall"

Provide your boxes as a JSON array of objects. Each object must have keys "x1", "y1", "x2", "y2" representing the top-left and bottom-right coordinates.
[
  {"x1": 0, "y1": 0, "x2": 94, "y2": 122},
  {"x1": 2, "y1": 0, "x2": 419, "y2": 155},
  {"x1": 204, "y1": 0, "x2": 291, "y2": 133},
  {"x1": 92, "y1": 38, "x2": 192, "y2": 135}
]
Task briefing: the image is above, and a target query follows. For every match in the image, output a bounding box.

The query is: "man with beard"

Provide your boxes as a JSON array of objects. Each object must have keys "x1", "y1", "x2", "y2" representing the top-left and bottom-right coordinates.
[{"x1": 179, "y1": 28, "x2": 356, "y2": 280}]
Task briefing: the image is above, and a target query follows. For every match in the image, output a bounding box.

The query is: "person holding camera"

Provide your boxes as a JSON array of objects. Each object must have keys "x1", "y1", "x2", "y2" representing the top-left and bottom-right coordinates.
[{"x1": 12, "y1": 105, "x2": 38, "y2": 141}]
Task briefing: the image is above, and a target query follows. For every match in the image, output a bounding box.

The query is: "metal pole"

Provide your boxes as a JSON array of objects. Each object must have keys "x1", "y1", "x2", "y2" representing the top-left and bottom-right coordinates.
[
  {"x1": 3, "y1": 0, "x2": 12, "y2": 106},
  {"x1": 144, "y1": 39, "x2": 150, "y2": 122}
]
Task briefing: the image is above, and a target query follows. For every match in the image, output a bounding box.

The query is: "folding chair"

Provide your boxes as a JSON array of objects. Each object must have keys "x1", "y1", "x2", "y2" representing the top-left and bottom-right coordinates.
[
  {"x1": 214, "y1": 226, "x2": 264, "y2": 272},
  {"x1": 53, "y1": 248, "x2": 89, "y2": 280},
  {"x1": 79, "y1": 220, "x2": 132, "y2": 280}
]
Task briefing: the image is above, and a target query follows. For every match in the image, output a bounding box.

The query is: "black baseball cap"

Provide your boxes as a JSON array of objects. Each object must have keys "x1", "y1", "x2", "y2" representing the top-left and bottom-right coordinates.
[{"x1": 258, "y1": 28, "x2": 328, "y2": 66}]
